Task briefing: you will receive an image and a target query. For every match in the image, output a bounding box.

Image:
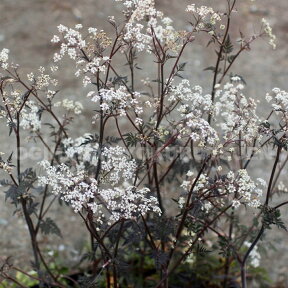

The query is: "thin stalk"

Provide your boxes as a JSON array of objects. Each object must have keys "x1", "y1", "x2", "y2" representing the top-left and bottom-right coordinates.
[
  {"x1": 240, "y1": 145, "x2": 282, "y2": 287},
  {"x1": 167, "y1": 156, "x2": 211, "y2": 264},
  {"x1": 208, "y1": 0, "x2": 237, "y2": 124},
  {"x1": 223, "y1": 208, "x2": 234, "y2": 288},
  {"x1": 16, "y1": 112, "x2": 41, "y2": 277},
  {"x1": 156, "y1": 205, "x2": 232, "y2": 287}
]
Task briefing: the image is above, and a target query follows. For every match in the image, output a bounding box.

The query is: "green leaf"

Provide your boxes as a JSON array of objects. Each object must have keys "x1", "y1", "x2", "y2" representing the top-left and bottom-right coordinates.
[
  {"x1": 178, "y1": 62, "x2": 187, "y2": 72},
  {"x1": 218, "y1": 235, "x2": 233, "y2": 257},
  {"x1": 152, "y1": 250, "x2": 168, "y2": 269},
  {"x1": 203, "y1": 66, "x2": 217, "y2": 72},
  {"x1": 175, "y1": 73, "x2": 184, "y2": 79},
  {"x1": 260, "y1": 121, "x2": 270, "y2": 129},
  {"x1": 5, "y1": 185, "x2": 20, "y2": 205},
  {"x1": 195, "y1": 244, "x2": 211, "y2": 257},
  {"x1": 262, "y1": 206, "x2": 287, "y2": 231},
  {"x1": 5, "y1": 168, "x2": 36, "y2": 206},
  {"x1": 223, "y1": 35, "x2": 234, "y2": 54},
  {"x1": 166, "y1": 54, "x2": 178, "y2": 59},
  {"x1": 206, "y1": 37, "x2": 216, "y2": 47},
  {"x1": 19, "y1": 168, "x2": 37, "y2": 184},
  {"x1": 8, "y1": 121, "x2": 16, "y2": 136},
  {"x1": 27, "y1": 202, "x2": 39, "y2": 215},
  {"x1": 227, "y1": 54, "x2": 236, "y2": 64},
  {"x1": 7, "y1": 151, "x2": 13, "y2": 163},
  {"x1": 230, "y1": 73, "x2": 246, "y2": 85},
  {"x1": 123, "y1": 132, "x2": 138, "y2": 147},
  {"x1": 40, "y1": 217, "x2": 62, "y2": 237},
  {"x1": 15, "y1": 271, "x2": 38, "y2": 286}
]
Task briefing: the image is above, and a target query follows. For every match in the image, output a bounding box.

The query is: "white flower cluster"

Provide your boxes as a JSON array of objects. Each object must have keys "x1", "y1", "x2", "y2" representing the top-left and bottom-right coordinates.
[
  {"x1": 153, "y1": 18, "x2": 180, "y2": 51},
  {"x1": 39, "y1": 161, "x2": 95, "y2": 212},
  {"x1": 62, "y1": 135, "x2": 100, "y2": 168},
  {"x1": 28, "y1": 66, "x2": 58, "y2": 89},
  {"x1": 226, "y1": 170, "x2": 266, "y2": 209},
  {"x1": 178, "y1": 196, "x2": 186, "y2": 209},
  {"x1": 90, "y1": 186, "x2": 161, "y2": 222},
  {"x1": 180, "y1": 172, "x2": 214, "y2": 212},
  {"x1": 38, "y1": 144, "x2": 160, "y2": 222},
  {"x1": 193, "y1": 174, "x2": 210, "y2": 192},
  {"x1": 101, "y1": 146, "x2": 137, "y2": 185},
  {"x1": 277, "y1": 181, "x2": 288, "y2": 193},
  {"x1": 0, "y1": 48, "x2": 9, "y2": 69},
  {"x1": 180, "y1": 168, "x2": 266, "y2": 210},
  {"x1": 0, "y1": 89, "x2": 21, "y2": 120},
  {"x1": 52, "y1": 24, "x2": 86, "y2": 63},
  {"x1": 20, "y1": 101, "x2": 42, "y2": 131},
  {"x1": 54, "y1": 99, "x2": 83, "y2": 115},
  {"x1": 215, "y1": 77, "x2": 260, "y2": 144},
  {"x1": 88, "y1": 86, "x2": 144, "y2": 117},
  {"x1": 261, "y1": 18, "x2": 276, "y2": 49},
  {"x1": 117, "y1": 0, "x2": 182, "y2": 52},
  {"x1": 62, "y1": 140, "x2": 136, "y2": 185},
  {"x1": 186, "y1": 4, "x2": 221, "y2": 27},
  {"x1": 123, "y1": 22, "x2": 153, "y2": 52},
  {"x1": 123, "y1": 0, "x2": 161, "y2": 23},
  {"x1": 169, "y1": 80, "x2": 218, "y2": 145},
  {"x1": 180, "y1": 171, "x2": 207, "y2": 193},
  {"x1": 169, "y1": 80, "x2": 213, "y2": 114},
  {"x1": 51, "y1": 24, "x2": 111, "y2": 86},
  {"x1": 266, "y1": 88, "x2": 288, "y2": 125},
  {"x1": 244, "y1": 241, "x2": 261, "y2": 267},
  {"x1": 0, "y1": 153, "x2": 13, "y2": 174},
  {"x1": 184, "y1": 116, "x2": 219, "y2": 146}
]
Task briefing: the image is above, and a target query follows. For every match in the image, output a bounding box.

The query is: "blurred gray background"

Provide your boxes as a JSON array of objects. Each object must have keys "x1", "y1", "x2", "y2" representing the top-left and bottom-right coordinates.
[{"x1": 0, "y1": 0, "x2": 287, "y2": 285}]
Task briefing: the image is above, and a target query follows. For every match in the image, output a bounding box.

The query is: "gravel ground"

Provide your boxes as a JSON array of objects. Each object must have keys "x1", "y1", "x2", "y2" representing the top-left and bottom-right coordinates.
[{"x1": 0, "y1": 0, "x2": 287, "y2": 285}]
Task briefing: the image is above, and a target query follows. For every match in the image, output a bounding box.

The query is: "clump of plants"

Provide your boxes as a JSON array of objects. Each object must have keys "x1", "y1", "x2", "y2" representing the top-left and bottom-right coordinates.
[{"x1": 0, "y1": 0, "x2": 287, "y2": 287}]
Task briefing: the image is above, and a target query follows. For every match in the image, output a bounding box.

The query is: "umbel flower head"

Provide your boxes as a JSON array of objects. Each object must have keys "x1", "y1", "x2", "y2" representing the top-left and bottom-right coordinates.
[{"x1": 38, "y1": 144, "x2": 161, "y2": 223}]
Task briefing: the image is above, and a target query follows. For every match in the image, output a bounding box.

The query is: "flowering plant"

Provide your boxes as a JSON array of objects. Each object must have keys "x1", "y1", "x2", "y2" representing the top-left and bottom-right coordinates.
[{"x1": 0, "y1": 0, "x2": 286, "y2": 287}]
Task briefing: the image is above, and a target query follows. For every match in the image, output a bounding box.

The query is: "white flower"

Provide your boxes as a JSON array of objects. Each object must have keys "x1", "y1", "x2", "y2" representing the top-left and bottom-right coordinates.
[
  {"x1": 46, "y1": 90, "x2": 56, "y2": 99},
  {"x1": 20, "y1": 101, "x2": 42, "y2": 131},
  {"x1": 0, "y1": 48, "x2": 9, "y2": 69},
  {"x1": 27, "y1": 72, "x2": 34, "y2": 82},
  {"x1": 214, "y1": 80, "x2": 260, "y2": 144},
  {"x1": 181, "y1": 180, "x2": 191, "y2": 190},
  {"x1": 51, "y1": 35, "x2": 60, "y2": 43},
  {"x1": 162, "y1": 17, "x2": 173, "y2": 26},
  {"x1": 244, "y1": 241, "x2": 261, "y2": 267},
  {"x1": 267, "y1": 88, "x2": 288, "y2": 125},
  {"x1": 54, "y1": 99, "x2": 83, "y2": 114},
  {"x1": 50, "y1": 65, "x2": 59, "y2": 73},
  {"x1": 101, "y1": 146, "x2": 137, "y2": 185},
  {"x1": 261, "y1": 18, "x2": 276, "y2": 49},
  {"x1": 88, "y1": 86, "x2": 146, "y2": 118},
  {"x1": 88, "y1": 27, "x2": 97, "y2": 35},
  {"x1": 75, "y1": 24, "x2": 83, "y2": 29},
  {"x1": 232, "y1": 199, "x2": 241, "y2": 209},
  {"x1": 135, "y1": 117, "x2": 143, "y2": 125},
  {"x1": 178, "y1": 197, "x2": 186, "y2": 209},
  {"x1": 186, "y1": 170, "x2": 194, "y2": 177},
  {"x1": 186, "y1": 4, "x2": 221, "y2": 27},
  {"x1": 228, "y1": 169, "x2": 264, "y2": 208},
  {"x1": 63, "y1": 134, "x2": 99, "y2": 166},
  {"x1": 38, "y1": 145, "x2": 161, "y2": 222}
]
